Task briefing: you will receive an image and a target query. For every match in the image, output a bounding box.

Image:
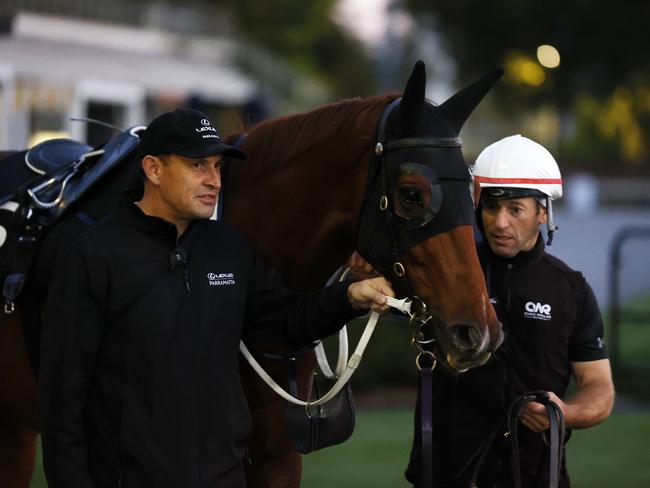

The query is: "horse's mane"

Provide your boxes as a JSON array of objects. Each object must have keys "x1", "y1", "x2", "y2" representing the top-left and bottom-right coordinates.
[{"x1": 235, "y1": 94, "x2": 398, "y2": 177}]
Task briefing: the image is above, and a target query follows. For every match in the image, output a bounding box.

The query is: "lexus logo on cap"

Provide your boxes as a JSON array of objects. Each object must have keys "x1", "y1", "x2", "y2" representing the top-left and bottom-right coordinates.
[{"x1": 201, "y1": 119, "x2": 211, "y2": 126}]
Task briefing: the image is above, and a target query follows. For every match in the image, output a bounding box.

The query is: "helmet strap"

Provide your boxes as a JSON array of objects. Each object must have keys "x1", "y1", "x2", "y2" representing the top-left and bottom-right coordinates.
[{"x1": 546, "y1": 196, "x2": 558, "y2": 245}]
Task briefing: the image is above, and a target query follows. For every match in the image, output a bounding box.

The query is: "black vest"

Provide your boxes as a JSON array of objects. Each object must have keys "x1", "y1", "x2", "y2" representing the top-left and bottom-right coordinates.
[{"x1": 407, "y1": 235, "x2": 602, "y2": 488}]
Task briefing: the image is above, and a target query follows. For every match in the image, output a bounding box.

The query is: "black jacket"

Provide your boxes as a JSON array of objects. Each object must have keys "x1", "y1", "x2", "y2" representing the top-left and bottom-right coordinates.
[
  {"x1": 39, "y1": 198, "x2": 362, "y2": 488},
  {"x1": 406, "y1": 235, "x2": 608, "y2": 488}
]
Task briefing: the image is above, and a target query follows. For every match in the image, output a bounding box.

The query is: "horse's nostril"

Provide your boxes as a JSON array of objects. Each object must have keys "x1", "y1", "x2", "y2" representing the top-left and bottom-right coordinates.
[{"x1": 448, "y1": 324, "x2": 482, "y2": 352}]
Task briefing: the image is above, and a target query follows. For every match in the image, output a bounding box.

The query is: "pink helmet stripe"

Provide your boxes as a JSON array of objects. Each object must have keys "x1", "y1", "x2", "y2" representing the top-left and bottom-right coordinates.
[{"x1": 475, "y1": 176, "x2": 562, "y2": 184}]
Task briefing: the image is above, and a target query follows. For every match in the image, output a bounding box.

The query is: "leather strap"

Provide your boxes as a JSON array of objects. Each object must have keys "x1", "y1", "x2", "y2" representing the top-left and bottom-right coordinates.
[
  {"x1": 507, "y1": 391, "x2": 565, "y2": 488},
  {"x1": 239, "y1": 310, "x2": 382, "y2": 407},
  {"x1": 419, "y1": 367, "x2": 433, "y2": 487}
]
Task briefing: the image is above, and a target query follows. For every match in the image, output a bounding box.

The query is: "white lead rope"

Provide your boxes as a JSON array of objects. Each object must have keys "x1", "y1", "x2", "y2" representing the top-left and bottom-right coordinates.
[{"x1": 239, "y1": 295, "x2": 413, "y2": 407}]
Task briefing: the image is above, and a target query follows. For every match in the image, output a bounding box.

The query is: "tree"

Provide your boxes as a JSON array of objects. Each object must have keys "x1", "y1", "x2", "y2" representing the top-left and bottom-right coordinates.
[
  {"x1": 220, "y1": 0, "x2": 377, "y2": 98},
  {"x1": 403, "y1": 0, "x2": 650, "y2": 172}
]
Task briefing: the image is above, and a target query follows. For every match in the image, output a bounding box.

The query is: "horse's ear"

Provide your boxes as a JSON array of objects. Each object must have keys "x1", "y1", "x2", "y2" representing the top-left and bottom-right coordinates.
[
  {"x1": 440, "y1": 69, "x2": 504, "y2": 135},
  {"x1": 472, "y1": 177, "x2": 482, "y2": 209},
  {"x1": 395, "y1": 60, "x2": 426, "y2": 137}
]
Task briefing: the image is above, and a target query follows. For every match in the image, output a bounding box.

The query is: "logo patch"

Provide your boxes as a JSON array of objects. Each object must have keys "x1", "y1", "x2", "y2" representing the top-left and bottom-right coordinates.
[
  {"x1": 524, "y1": 301, "x2": 552, "y2": 321},
  {"x1": 207, "y1": 272, "x2": 236, "y2": 286},
  {"x1": 196, "y1": 118, "x2": 218, "y2": 135},
  {"x1": 196, "y1": 126, "x2": 217, "y2": 133}
]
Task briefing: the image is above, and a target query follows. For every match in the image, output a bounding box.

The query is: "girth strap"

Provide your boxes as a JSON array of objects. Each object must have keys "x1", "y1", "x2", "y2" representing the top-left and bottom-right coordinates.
[
  {"x1": 506, "y1": 391, "x2": 566, "y2": 488},
  {"x1": 419, "y1": 367, "x2": 433, "y2": 487}
]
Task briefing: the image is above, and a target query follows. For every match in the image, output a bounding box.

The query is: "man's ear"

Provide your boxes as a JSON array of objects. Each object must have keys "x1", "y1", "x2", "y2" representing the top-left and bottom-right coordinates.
[
  {"x1": 141, "y1": 155, "x2": 161, "y2": 185},
  {"x1": 538, "y1": 204, "x2": 548, "y2": 225}
]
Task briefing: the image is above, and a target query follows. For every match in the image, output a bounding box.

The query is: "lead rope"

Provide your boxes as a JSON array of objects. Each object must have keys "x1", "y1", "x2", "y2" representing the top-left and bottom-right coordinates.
[
  {"x1": 239, "y1": 295, "x2": 414, "y2": 407},
  {"x1": 314, "y1": 266, "x2": 352, "y2": 379}
]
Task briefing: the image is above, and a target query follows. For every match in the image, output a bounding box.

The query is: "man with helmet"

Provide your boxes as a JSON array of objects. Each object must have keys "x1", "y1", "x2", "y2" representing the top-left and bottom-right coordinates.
[{"x1": 405, "y1": 135, "x2": 614, "y2": 487}]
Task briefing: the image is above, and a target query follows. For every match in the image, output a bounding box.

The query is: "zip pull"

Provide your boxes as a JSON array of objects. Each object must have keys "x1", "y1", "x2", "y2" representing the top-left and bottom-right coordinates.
[
  {"x1": 169, "y1": 247, "x2": 190, "y2": 292},
  {"x1": 184, "y1": 267, "x2": 191, "y2": 292}
]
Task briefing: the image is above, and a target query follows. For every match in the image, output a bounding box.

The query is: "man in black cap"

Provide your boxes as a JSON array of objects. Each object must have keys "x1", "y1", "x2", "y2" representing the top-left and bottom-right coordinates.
[{"x1": 39, "y1": 108, "x2": 394, "y2": 488}]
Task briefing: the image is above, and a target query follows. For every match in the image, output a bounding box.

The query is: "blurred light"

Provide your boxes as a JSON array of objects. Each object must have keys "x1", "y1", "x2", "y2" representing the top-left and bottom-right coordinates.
[
  {"x1": 504, "y1": 52, "x2": 546, "y2": 87},
  {"x1": 537, "y1": 45, "x2": 560, "y2": 68},
  {"x1": 28, "y1": 131, "x2": 70, "y2": 148}
]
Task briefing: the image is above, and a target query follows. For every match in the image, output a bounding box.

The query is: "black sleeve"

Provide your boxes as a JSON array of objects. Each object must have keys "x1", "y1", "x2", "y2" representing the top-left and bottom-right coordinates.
[
  {"x1": 39, "y1": 250, "x2": 108, "y2": 488},
  {"x1": 243, "y1": 251, "x2": 365, "y2": 346},
  {"x1": 568, "y1": 281, "x2": 609, "y2": 362}
]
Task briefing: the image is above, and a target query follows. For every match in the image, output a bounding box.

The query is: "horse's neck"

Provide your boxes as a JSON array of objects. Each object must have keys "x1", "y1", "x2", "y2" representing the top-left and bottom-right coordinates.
[{"x1": 223, "y1": 149, "x2": 371, "y2": 291}]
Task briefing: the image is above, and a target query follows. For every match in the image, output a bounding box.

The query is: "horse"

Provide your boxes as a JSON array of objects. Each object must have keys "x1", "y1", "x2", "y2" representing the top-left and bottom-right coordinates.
[
  {"x1": 0, "y1": 60, "x2": 502, "y2": 487},
  {"x1": 224, "y1": 60, "x2": 503, "y2": 487}
]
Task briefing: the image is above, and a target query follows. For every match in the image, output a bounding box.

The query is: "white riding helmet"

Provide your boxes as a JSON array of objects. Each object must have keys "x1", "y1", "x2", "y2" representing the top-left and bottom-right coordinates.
[
  {"x1": 473, "y1": 134, "x2": 562, "y2": 244},
  {"x1": 473, "y1": 134, "x2": 562, "y2": 200}
]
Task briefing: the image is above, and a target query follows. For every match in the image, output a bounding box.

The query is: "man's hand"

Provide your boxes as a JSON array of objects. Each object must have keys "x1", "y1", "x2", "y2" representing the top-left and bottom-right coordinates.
[
  {"x1": 521, "y1": 360, "x2": 615, "y2": 432},
  {"x1": 520, "y1": 391, "x2": 567, "y2": 432},
  {"x1": 345, "y1": 252, "x2": 378, "y2": 280},
  {"x1": 347, "y1": 276, "x2": 395, "y2": 312}
]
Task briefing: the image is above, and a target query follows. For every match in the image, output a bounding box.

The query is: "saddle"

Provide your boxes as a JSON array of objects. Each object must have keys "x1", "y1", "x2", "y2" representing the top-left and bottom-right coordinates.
[
  {"x1": 1, "y1": 127, "x2": 144, "y2": 312},
  {"x1": 0, "y1": 139, "x2": 92, "y2": 206}
]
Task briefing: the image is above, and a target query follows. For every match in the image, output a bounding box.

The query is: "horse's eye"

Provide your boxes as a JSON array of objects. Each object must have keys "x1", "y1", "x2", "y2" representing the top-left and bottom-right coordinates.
[
  {"x1": 399, "y1": 187, "x2": 423, "y2": 206},
  {"x1": 389, "y1": 162, "x2": 442, "y2": 229}
]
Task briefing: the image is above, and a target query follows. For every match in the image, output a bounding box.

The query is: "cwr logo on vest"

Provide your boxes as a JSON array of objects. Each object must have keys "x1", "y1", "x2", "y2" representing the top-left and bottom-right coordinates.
[{"x1": 524, "y1": 301, "x2": 552, "y2": 321}]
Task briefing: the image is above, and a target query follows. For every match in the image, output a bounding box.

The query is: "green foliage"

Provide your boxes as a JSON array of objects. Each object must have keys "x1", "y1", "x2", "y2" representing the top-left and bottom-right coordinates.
[
  {"x1": 219, "y1": 0, "x2": 377, "y2": 97},
  {"x1": 402, "y1": 0, "x2": 650, "y2": 173}
]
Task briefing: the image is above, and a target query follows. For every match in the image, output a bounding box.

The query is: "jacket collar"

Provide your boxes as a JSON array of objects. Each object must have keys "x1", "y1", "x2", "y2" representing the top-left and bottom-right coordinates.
[
  {"x1": 485, "y1": 232, "x2": 545, "y2": 269},
  {"x1": 117, "y1": 188, "x2": 181, "y2": 244}
]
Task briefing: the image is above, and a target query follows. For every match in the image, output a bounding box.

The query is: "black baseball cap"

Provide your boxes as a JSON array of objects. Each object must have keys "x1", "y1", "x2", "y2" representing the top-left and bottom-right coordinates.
[{"x1": 138, "y1": 108, "x2": 246, "y2": 160}]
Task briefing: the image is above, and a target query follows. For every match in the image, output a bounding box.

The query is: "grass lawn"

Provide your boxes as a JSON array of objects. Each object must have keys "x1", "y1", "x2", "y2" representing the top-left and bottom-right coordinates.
[{"x1": 31, "y1": 409, "x2": 650, "y2": 488}]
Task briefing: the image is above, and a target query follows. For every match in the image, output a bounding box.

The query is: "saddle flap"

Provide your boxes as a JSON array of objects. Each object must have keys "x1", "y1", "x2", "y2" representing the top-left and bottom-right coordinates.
[{"x1": 0, "y1": 151, "x2": 33, "y2": 205}]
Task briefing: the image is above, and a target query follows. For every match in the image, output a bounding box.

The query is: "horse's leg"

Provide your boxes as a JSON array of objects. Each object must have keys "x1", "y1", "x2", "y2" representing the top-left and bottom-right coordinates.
[
  {"x1": 0, "y1": 312, "x2": 39, "y2": 488},
  {"x1": 241, "y1": 352, "x2": 316, "y2": 488},
  {"x1": 0, "y1": 421, "x2": 37, "y2": 488}
]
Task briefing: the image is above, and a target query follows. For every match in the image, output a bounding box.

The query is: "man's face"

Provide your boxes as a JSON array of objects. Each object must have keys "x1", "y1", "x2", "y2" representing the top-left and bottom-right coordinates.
[
  {"x1": 481, "y1": 197, "x2": 546, "y2": 258},
  {"x1": 153, "y1": 153, "x2": 223, "y2": 228}
]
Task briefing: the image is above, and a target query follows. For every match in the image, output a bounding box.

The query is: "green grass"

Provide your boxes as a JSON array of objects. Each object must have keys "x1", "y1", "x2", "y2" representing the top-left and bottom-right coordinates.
[
  {"x1": 304, "y1": 410, "x2": 650, "y2": 488},
  {"x1": 31, "y1": 409, "x2": 650, "y2": 488},
  {"x1": 301, "y1": 409, "x2": 413, "y2": 487},
  {"x1": 567, "y1": 412, "x2": 650, "y2": 487}
]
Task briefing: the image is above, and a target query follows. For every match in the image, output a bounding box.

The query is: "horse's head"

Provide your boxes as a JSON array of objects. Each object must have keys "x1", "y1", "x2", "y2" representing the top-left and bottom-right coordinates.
[{"x1": 359, "y1": 61, "x2": 503, "y2": 372}]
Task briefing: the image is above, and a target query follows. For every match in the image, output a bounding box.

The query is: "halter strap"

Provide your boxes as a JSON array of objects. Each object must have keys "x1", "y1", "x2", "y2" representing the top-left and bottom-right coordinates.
[{"x1": 375, "y1": 97, "x2": 463, "y2": 152}]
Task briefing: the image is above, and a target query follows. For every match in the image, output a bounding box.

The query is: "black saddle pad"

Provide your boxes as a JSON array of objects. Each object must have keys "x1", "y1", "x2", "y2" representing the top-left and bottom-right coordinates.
[{"x1": 0, "y1": 151, "x2": 33, "y2": 203}]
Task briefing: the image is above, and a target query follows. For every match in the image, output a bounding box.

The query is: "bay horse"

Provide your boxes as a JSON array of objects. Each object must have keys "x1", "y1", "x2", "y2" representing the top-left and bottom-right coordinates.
[{"x1": 0, "y1": 60, "x2": 502, "y2": 487}]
